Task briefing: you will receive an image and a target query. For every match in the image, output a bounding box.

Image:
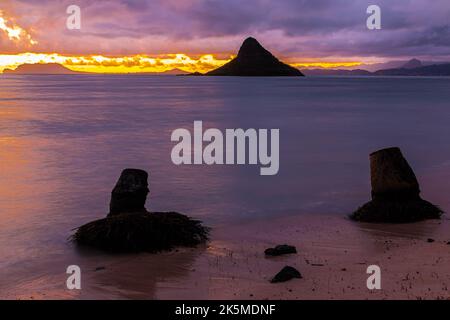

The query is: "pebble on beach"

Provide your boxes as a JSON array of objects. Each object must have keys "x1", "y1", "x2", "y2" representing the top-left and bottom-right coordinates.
[
  {"x1": 265, "y1": 244, "x2": 297, "y2": 256},
  {"x1": 270, "y1": 266, "x2": 302, "y2": 283}
]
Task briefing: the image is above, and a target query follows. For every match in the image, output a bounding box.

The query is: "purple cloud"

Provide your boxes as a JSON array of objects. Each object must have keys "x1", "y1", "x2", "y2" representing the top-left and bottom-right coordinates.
[{"x1": 2, "y1": 0, "x2": 450, "y2": 61}]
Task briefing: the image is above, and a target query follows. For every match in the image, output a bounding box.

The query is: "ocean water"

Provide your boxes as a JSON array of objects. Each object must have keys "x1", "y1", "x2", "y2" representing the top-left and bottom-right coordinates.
[{"x1": 1, "y1": 75, "x2": 450, "y2": 298}]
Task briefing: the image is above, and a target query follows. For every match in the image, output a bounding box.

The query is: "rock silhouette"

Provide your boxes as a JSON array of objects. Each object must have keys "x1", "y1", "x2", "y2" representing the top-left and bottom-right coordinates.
[
  {"x1": 271, "y1": 266, "x2": 302, "y2": 283},
  {"x1": 3, "y1": 63, "x2": 78, "y2": 75},
  {"x1": 109, "y1": 169, "x2": 149, "y2": 217},
  {"x1": 265, "y1": 244, "x2": 297, "y2": 256},
  {"x1": 206, "y1": 37, "x2": 304, "y2": 77},
  {"x1": 351, "y1": 147, "x2": 442, "y2": 223},
  {"x1": 369, "y1": 147, "x2": 420, "y2": 198},
  {"x1": 73, "y1": 169, "x2": 209, "y2": 252}
]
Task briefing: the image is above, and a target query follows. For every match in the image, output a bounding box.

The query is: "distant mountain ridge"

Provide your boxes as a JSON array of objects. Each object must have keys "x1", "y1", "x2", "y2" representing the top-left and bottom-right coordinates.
[
  {"x1": 4, "y1": 58, "x2": 450, "y2": 77},
  {"x1": 3, "y1": 63, "x2": 78, "y2": 74},
  {"x1": 402, "y1": 58, "x2": 422, "y2": 69},
  {"x1": 305, "y1": 59, "x2": 450, "y2": 77},
  {"x1": 2, "y1": 64, "x2": 192, "y2": 76},
  {"x1": 374, "y1": 63, "x2": 450, "y2": 76},
  {"x1": 355, "y1": 58, "x2": 441, "y2": 72},
  {"x1": 139, "y1": 68, "x2": 190, "y2": 75}
]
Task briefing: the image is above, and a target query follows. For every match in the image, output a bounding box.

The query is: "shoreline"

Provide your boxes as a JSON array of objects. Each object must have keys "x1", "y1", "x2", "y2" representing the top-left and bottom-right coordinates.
[{"x1": 5, "y1": 212, "x2": 449, "y2": 300}]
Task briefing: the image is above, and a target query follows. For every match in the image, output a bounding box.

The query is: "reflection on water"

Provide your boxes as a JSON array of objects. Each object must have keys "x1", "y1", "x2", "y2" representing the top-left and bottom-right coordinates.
[
  {"x1": 355, "y1": 219, "x2": 443, "y2": 239},
  {"x1": 1, "y1": 75, "x2": 450, "y2": 298}
]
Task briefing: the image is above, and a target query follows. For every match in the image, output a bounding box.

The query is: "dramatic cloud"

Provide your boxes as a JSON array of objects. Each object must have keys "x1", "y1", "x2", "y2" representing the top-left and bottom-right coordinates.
[{"x1": 1, "y1": 0, "x2": 450, "y2": 63}]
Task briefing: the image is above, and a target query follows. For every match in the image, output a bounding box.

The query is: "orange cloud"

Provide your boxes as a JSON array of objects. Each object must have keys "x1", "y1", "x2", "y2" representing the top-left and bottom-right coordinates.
[
  {"x1": 0, "y1": 52, "x2": 366, "y2": 74},
  {"x1": 0, "y1": 10, "x2": 37, "y2": 46},
  {"x1": 0, "y1": 52, "x2": 231, "y2": 73}
]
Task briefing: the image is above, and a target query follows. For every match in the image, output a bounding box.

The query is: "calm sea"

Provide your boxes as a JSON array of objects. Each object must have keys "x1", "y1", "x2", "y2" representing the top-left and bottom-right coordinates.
[{"x1": 1, "y1": 75, "x2": 450, "y2": 297}]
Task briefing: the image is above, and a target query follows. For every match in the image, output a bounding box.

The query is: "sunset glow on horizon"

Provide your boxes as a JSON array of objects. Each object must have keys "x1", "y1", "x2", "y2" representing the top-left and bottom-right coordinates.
[
  {"x1": 0, "y1": 52, "x2": 366, "y2": 74},
  {"x1": 1, "y1": 1, "x2": 449, "y2": 74},
  {"x1": 0, "y1": 52, "x2": 231, "y2": 74},
  {"x1": 0, "y1": 10, "x2": 363, "y2": 75},
  {"x1": 0, "y1": 3, "x2": 395, "y2": 74}
]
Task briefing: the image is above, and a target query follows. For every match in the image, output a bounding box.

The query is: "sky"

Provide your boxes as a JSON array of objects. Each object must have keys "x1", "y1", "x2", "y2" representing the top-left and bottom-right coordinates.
[{"x1": 1, "y1": 0, "x2": 450, "y2": 73}]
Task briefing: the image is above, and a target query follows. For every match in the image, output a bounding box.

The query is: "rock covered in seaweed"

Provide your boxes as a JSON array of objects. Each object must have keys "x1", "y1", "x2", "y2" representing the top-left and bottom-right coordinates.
[
  {"x1": 351, "y1": 147, "x2": 442, "y2": 223},
  {"x1": 73, "y1": 168, "x2": 209, "y2": 252},
  {"x1": 73, "y1": 211, "x2": 208, "y2": 253}
]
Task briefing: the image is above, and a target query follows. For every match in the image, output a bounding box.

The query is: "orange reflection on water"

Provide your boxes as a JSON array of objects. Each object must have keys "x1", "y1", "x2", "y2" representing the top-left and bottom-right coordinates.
[
  {"x1": 0, "y1": 88, "x2": 58, "y2": 227},
  {"x1": 0, "y1": 135, "x2": 35, "y2": 228}
]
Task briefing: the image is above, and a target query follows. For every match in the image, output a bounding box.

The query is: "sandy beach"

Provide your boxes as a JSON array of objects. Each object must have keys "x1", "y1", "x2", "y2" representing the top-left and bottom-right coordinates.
[{"x1": 4, "y1": 212, "x2": 448, "y2": 300}]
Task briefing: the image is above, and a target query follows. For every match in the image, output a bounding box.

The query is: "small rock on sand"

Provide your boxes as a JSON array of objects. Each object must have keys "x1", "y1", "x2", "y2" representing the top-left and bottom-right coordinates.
[
  {"x1": 270, "y1": 266, "x2": 302, "y2": 283},
  {"x1": 265, "y1": 244, "x2": 297, "y2": 256}
]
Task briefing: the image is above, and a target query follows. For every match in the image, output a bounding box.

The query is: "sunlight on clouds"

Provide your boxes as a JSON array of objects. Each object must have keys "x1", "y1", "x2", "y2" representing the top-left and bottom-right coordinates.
[
  {"x1": 64, "y1": 53, "x2": 232, "y2": 73},
  {"x1": 0, "y1": 11, "x2": 37, "y2": 46},
  {"x1": 0, "y1": 53, "x2": 364, "y2": 74},
  {"x1": 0, "y1": 9, "x2": 363, "y2": 74},
  {"x1": 0, "y1": 53, "x2": 231, "y2": 73},
  {"x1": 0, "y1": 47, "x2": 366, "y2": 74}
]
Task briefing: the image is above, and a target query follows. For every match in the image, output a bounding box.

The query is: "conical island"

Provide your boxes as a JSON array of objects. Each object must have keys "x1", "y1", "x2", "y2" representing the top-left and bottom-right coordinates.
[{"x1": 206, "y1": 37, "x2": 304, "y2": 77}]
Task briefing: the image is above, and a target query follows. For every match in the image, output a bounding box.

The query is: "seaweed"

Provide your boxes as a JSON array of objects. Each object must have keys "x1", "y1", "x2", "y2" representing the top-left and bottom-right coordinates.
[
  {"x1": 72, "y1": 211, "x2": 209, "y2": 253},
  {"x1": 351, "y1": 197, "x2": 442, "y2": 223}
]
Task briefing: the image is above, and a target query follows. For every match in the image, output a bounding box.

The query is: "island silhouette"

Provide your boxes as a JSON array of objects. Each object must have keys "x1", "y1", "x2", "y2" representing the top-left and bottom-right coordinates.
[
  {"x1": 205, "y1": 37, "x2": 304, "y2": 77},
  {"x1": 3, "y1": 63, "x2": 78, "y2": 74},
  {"x1": 4, "y1": 48, "x2": 450, "y2": 76}
]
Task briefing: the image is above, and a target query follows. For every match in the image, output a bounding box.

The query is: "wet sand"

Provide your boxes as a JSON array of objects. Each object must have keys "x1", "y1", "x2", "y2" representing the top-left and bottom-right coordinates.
[{"x1": 7, "y1": 213, "x2": 449, "y2": 300}]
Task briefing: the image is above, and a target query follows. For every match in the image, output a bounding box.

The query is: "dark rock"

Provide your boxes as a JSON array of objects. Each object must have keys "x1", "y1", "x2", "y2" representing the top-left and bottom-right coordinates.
[
  {"x1": 109, "y1": 168, "x2": 149, "y2": 217},
  {"x1": 206, "y1": 37, "x2": 304, "y2": 77},
  {"x1": 74, "y1": 211, "x2": 209, "y2": 253},
  {"x1": 265, "y1": 244, "x2": 297, "y2": 256},
  {"x1": 271, "y1": 266, "x2": 302, "y2": 283},
  {"x1": 73, "y1": 169, "x2": 209, "y2": 253},
  {"x1": 369, "y1": 147, "x2": 420, "y2": 198},
  {"x1": 427, "y1": 238, "x2": 435, "y2": 243},
  {"x1": 351, "y1": 147, "x2": 442, "y2": 223},
  {"x1": 352, "y1": 198, "x2": 442, "y2": 223}
]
